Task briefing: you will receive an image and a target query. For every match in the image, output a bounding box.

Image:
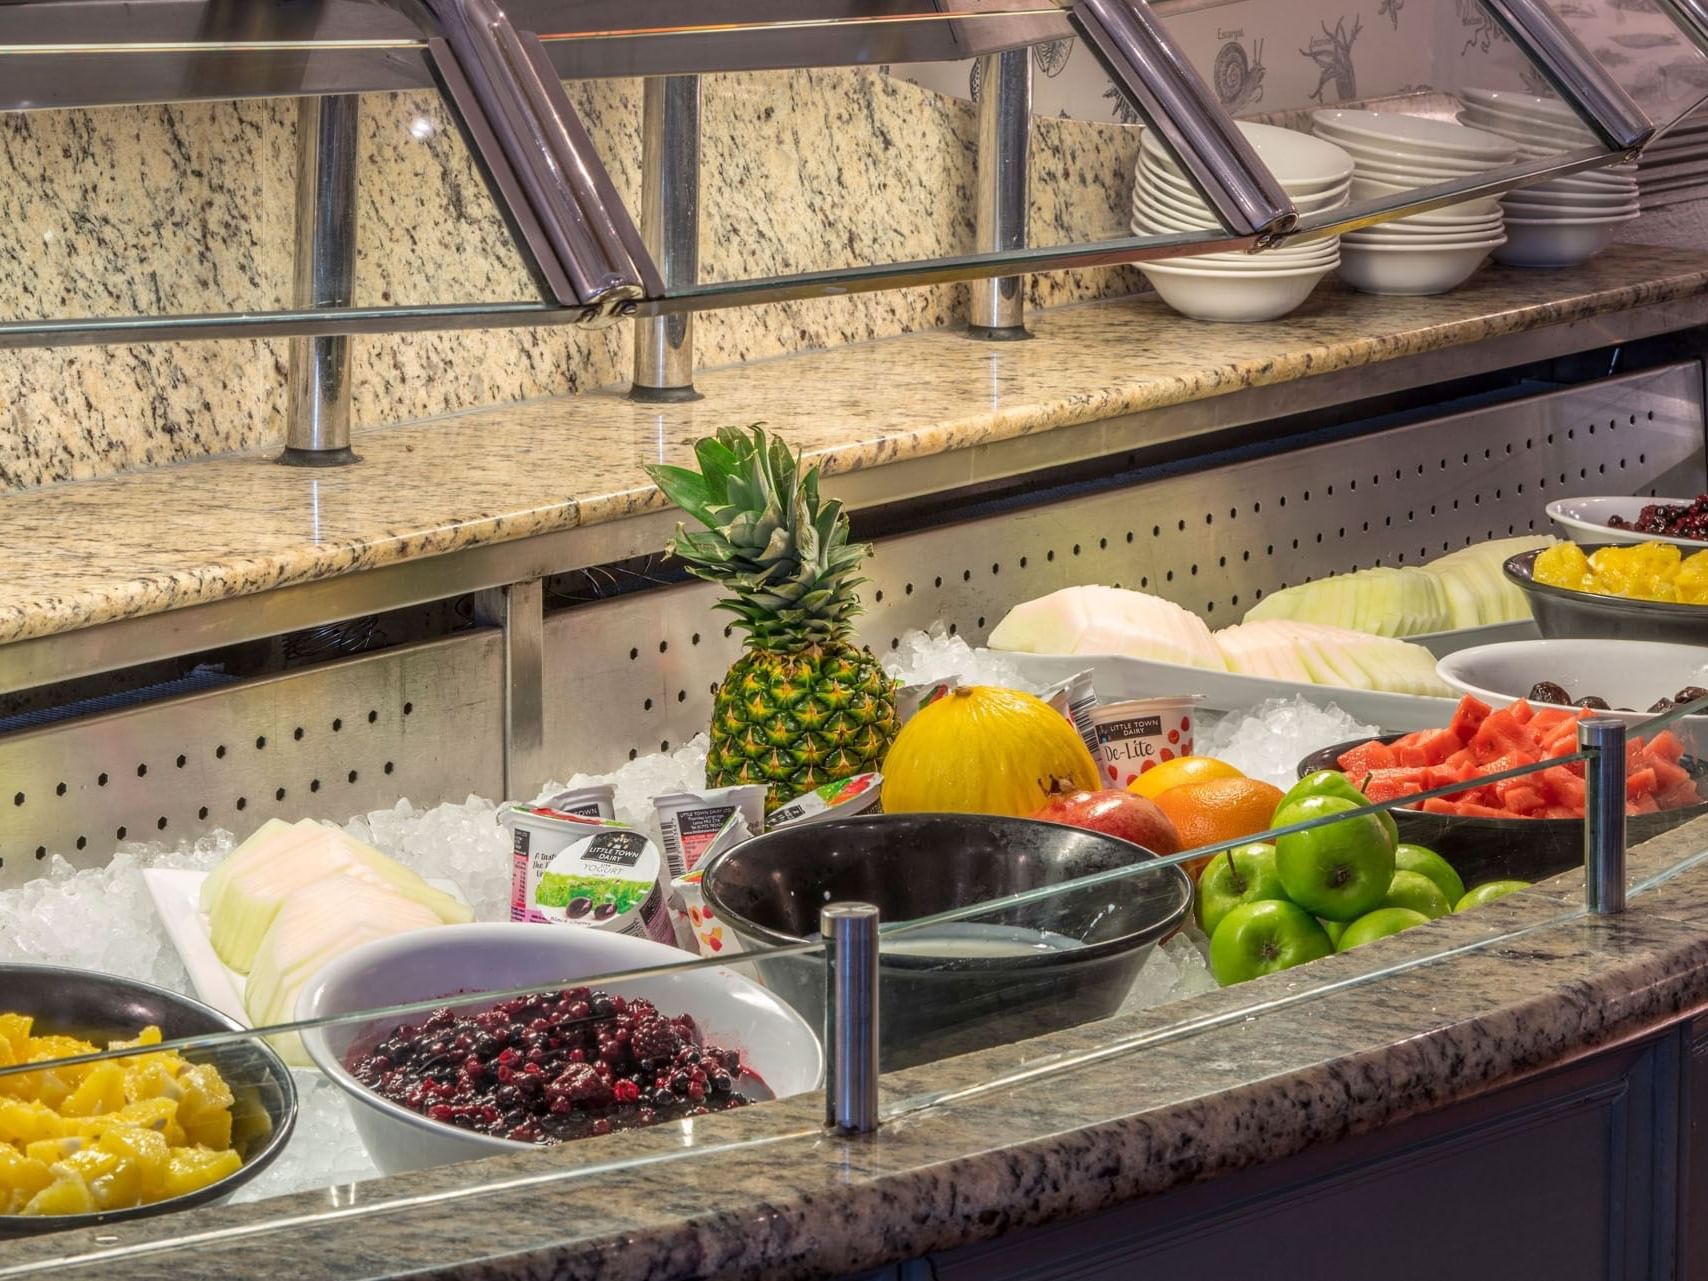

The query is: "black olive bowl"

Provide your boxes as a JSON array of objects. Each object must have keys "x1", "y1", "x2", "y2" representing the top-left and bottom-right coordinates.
[
  {"x1": 1504, "y1": 545, "x2": 1708, "y2": 644},
  {"x1": 1298, "y1": 735, "x2": 1708, "y2": 888},
  {"x1": 698, "y1": 813, "x2": 1192, "y2": 1072},
  {"x1": 0, "y1": 964, "x2": 297, "y2": 1237}
]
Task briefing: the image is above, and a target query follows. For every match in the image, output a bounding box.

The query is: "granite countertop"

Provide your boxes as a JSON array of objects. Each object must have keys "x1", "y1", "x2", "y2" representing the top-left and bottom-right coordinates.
[
  {"x1": 2, "y1": 244, "x2": 1707, "y2": 647},
  {"x1": 6, "y1": 821, "x2": 1708, "y2": 1280}
]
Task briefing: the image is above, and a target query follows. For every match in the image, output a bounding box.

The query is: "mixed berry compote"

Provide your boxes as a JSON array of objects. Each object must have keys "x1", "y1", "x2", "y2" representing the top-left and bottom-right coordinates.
[
  {"x1": 348, "y1": 987, "x2": 757, "y2": 1143},
  {"x1": 1607, "y1": 494, "x2": 1708, "y2": 540}
]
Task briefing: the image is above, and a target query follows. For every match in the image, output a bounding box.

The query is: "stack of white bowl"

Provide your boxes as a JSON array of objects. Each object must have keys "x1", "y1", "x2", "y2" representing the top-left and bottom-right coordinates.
[
  {"x1": 1130, "y1": 121, "x2": 1353, "y2": 323},
  {"x1": 1311, "y1": 109, "x2": 1513, "y2": 296},
  {"x1": 1455, "y1": 88, "x2": 1640, "y2": 268},
  {"x1": 1636, "y1": 106, "x2": 1708, "y2": 212}
]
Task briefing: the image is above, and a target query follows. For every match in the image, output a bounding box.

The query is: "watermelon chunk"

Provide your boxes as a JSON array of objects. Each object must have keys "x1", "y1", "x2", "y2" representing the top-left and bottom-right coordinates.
[
  {"x1": 1448, "y1": 695, "x2": 1493, "y2": 743},
  {"x1": 1508, "y1": 698, "x2": 1536, "y2": 726},
  {"x1": 1651, "y1": 756, "x2": 1692, "y2": 792},
  {"x1": 1626, "y1": 767, "x2": 1657, "y2": 802},
  {"x1": 1470, "y1": 711, "x2": 1533, "y2": 764},
  {"x1": 1337, "y1": 740, "x2": 1398, "y2": 774},
  {"x1": 1629, "y1": 794, "x2": 1660, "y2": 816},
  {"x1": 1540, "y1": 766, "x2": 1586, "y2": 811},
  {"x1": 1649, "y1": 730, "x2": 1686, "y2": 764},
  {"x1": 1498, "y1": 785, "x2": 1547, "y2": 815},
  {"x1": 1658, "y1": 779, "x2": 1704, "y2": 810},
  {"x1": 1530, "y1": 708, "x2": 1573, "y2": 732}
]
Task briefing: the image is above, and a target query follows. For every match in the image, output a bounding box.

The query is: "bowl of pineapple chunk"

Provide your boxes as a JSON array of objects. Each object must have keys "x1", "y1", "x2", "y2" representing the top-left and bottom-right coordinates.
[{"x1": 0, "y1": 963, "x2": 296, "y2": 1234}]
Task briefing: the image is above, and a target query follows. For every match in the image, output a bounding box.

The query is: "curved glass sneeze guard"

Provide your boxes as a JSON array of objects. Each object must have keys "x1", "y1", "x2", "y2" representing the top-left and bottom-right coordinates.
[
  {"x1": 2, "y1": 710, "x2": 1706, "y2": 1267},
  {"x1": 0, "y1": 0, "x2": 1703, "y2": 347}
]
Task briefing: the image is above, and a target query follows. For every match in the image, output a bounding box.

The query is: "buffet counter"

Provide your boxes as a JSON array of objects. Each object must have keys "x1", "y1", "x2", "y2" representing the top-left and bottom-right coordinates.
[
  {"x1": 5, "y1": 246, "x2": 1708, "y2": 1279},
  {"x1": 3, "y1": 821, "x2": 1708, "y2": 1279}
]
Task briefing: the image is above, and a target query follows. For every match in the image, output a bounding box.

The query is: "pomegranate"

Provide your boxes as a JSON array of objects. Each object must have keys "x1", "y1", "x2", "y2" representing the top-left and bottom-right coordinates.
[{"x1": 1029, "y1": 789, "x2": 1183, "y2": 856}]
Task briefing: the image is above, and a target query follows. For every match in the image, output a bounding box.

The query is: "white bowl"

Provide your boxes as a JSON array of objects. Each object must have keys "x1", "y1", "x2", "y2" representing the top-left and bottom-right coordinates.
[
  {"x1": 1142, "y1": 120, "x2": 1353, "y2": 189},
  {"x1": 1502, "y1": 183, "x2": 1643, "y2": 209},
  {"x1": 1501, "y1": 199, "x2": 1639, "y2": 222},
  {"x1": 1547, "y1": 496, "x2": 1708, "y2": 550},
  {"x1": 1493, "y1": 218, "x2": 1624, "y2": 268},
  {"x1": 1140, "y1": 161, "x2": 1350, "y2": 213},
  {"x1": 1150, "y1": 245, "x2": 1341, "y2": 273},
  {"x1": 1437, "y1": 639, "x2": 1708, "y2": 730},
  {"x1": 1131, "y1": 198, "x2": 1221, "y2": 234},
  {"x1": 1139, "y1": 259, "x2": 1333, "y2": 322},
  {"x1": 1459, "y1": 87, "x2": 1584, "y2": 129},
  {"x1": 1350, "y1": 175, "x2": 1503, "y2": 217},
  {"x1": 1312, "y1": 109, "x2": 1519, "y2": 162},
  {"x1": 1330, "y1": 136, "x2": 1504, "y2": 177},
  {"x1": 1344, "y1": 224, "x2": 1505, "y2": 247},
  {"x1": 1349, "y1": 154, "x2": 1505, "y2": 186},
  {"x1": 1338, "y1": 238, "x2": 1499, "y2": 295},
  {"x1": 298, "y1": 924, "x2": 825, "y2": 1174},
  {"x1": 1456, "y1": 108, "x2": 1595, "y2": 151}
]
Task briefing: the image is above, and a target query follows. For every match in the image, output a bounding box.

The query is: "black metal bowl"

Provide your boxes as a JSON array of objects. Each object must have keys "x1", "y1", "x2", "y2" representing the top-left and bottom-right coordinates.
[
  {"x1": 1504, "y1": 545, "x2": 1708, "y2": 644},
  {"x1": 0, "y1": 964, "x2": 297, "y2": 1236},
  {"x1": 1298, "y1": 735, "x2": 1708, "y2": 888},
  {"x1": 699, "y1": 813, "x2": 1192, "y2": 1071}
]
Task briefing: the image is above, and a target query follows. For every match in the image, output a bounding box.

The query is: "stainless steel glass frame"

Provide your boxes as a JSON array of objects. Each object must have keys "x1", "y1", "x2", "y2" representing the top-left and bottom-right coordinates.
[{"x1": 0, "y1": 0, "x2": 1694, "y2": 345}]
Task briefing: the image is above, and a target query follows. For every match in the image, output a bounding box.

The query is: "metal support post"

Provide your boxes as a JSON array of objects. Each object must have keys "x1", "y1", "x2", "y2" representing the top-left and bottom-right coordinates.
[
  {"x1": 474, "y1": 579, "x2": 547, "y2": 800},
  {"x1": 969, "y1": 49, "x2": 1032, "y2": 341},
  {"x1": 823, "y1": 902, "x2": 879, "y2": 1135},
  {"x1": 281, "y1": 95, "x2": 361, "y2": 467},
  {"x1": 1581, "y1": 716, "x2": 1628, "y2": 914},
  {"x1": 631, "y1": 76, "x2": 702, "y2": 401}
]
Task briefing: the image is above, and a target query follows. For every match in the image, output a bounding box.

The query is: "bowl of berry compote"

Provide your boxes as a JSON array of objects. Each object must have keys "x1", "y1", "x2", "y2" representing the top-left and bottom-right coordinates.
[{"x1": 296, "y1": 924, "x2": 823, "y2": 1173}]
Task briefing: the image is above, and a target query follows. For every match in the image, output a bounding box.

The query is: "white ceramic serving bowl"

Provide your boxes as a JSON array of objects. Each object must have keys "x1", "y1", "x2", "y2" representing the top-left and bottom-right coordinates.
[
  {"x1": 1502, "y1": 183, "x2": 1643, "y2": 210},
  {"x1": 1371, "y1": 205, "x2": 1513, "y2": 231},
  {"x1": 1459, "y1": 87, "x2": 1584, "y2": 128},
  {"x1": 1437, "y1": 639, "x2": 1708, "y2": 731},
  {"x1": 1546, "y1": 496, "x2": 1708, "y2": 550},
  {"x1": 1338, "y1": 237, "x2": 1501, "y2": 295},
  {"x1": 1131, "y1": 215, "x2": 1340, "y2": 267},
  {"x1": 1140, "y1": 160, "x2": 1350, "y2": 213},
  {"x1": 1343, "y1": 220, "x2": 1505, "y2": 246},
  {"x1": 298, "y1": 923, "x2": 825, "y2": 1174},
  {"x1": 1312, "y1": 109, "x2": 1518, "y2": 163},
  {"x1": 1350, "y1": 174, "x2": 1503, "y2": 217},
  {"x1": 1138, "y1": 259, "x2": 1334, "y2": 322},
  {"x1": 1493, "y1": 216, "x2": 1632, "y2": 268},
  {"x1": 1141, "y1": 120, "x2": 1354, "y2": 190}
]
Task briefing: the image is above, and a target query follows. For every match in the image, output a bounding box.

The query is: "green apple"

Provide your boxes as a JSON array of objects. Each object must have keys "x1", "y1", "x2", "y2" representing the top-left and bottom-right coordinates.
[
  {"x1": 1195, "y1": 842, "x2": 1289, "y2": 936},
  {"x1": 1455, "y1": 879, "x2": 1531, "y2": 912},
  {"x1": 1209, "y1": 900, "x2": 1335, "y2": 985},
  {"x1": 1394, "y1": 843, "x2": 1465, "y2": 908},
  {"x1": 1278, "y1": 770, "x2": 1400, "y2": 851},
  {"x1": 1382, "y1": 869, "x2": 1452, "y2": 920},
  {"x1": 1319, "y1": 917, "x2": 1347, "y2": 947},
  {"x1": 1337, "y1": 907, "x2": 1431, "y2": 951},
  {"x1": 1273, "y1": 795, "x2": 1397, "y2": 922}
]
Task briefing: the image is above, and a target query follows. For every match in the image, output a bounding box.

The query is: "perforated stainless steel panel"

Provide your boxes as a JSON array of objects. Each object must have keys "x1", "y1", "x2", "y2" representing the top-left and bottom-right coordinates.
[
  {"x1": 0, "y1": 631, "x2": 504, "y2": 885},
  {"x1": 541, "y1": 363, "x2": 1705, "y2": 773}
]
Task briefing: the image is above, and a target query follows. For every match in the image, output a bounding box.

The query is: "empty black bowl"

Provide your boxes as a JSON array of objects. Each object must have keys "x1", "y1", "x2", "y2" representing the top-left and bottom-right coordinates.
[
  {"x1": 698, "y1": 813, "x2": 1192, "y2": 1071},
  {"x1": 1298, "y1": 736, "x2": 1708, "y2": 888},
  {"x1": 0, "y1": 964, "x2": 297, "y2": 1236},
  {"x1": 1505, "y1": 546, "x2": 1708, "y2": 644}
]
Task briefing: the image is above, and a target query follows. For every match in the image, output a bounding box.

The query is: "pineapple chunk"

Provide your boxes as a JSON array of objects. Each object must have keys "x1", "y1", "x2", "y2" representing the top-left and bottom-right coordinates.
[
  {"x1": 174, "y1": 1064, "x2": 234, "y2": 1152},
  {"x1": 0, "y1": 1147, "x2": 53, "y2": 1214},
  {"x1": 162, "y1": 1147, "x2": 241, "y2": 1200},
  {"x1": 23, "y1": 1172, "x2": 96, "y2": 1216},
  {"x1": 0, "y1": 1013, "x2": 32, "y2": 1060},
  {"x1": 96, "y1": 1127, "x2": 169, "y2": 1203},
  {"x1": 0, "y1": 1098, "x2": 65, "y2": 1145},
  {"x1": 123, "y1": 1059, "x2": 184, "y2": 1106},
  {"x1": 60, "y1": 1063, "x2": 127, "y2": 1118}
]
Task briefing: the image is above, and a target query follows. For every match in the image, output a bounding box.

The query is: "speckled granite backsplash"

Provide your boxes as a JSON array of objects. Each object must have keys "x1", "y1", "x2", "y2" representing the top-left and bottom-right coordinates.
[{"x1": 0, "y1": 70, "x2": 1139, "y2": 489}]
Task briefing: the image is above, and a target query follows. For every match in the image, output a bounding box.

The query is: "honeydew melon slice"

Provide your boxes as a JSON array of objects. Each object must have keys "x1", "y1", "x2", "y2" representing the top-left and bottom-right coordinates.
[
  {"x1": 244, "y1": 878, "x2": 442, "y2": 1065},
  {"x1": 198, "y1": 819, "x2": 299, "y2": 914},
  {"x1": 1213, "y1": 622, "x2": 1314, "y2": 682},
  {"x1": 988, "y1": 586, "x2": 1225, "y2": 670}
]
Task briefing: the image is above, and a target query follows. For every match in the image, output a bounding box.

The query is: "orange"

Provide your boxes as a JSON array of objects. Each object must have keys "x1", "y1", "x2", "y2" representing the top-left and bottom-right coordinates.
[
  {"x1": 1152, "y1": 777, "x2": 1286, "y2": 879},
  {"x1": 1127, "y1": 754, "x2": 1244, "y2": 800}
]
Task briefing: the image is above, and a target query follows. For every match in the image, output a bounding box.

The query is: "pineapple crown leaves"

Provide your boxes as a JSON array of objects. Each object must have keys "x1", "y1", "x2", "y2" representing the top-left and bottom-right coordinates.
[{"x1": 645, "y1": 425, "x2": 873, "y2": 649}]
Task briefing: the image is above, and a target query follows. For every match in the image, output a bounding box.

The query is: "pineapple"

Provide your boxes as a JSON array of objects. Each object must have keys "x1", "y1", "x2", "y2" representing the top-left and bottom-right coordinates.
[{"x1": 647, "y1": 426, "x2": 898, "y2": 810}]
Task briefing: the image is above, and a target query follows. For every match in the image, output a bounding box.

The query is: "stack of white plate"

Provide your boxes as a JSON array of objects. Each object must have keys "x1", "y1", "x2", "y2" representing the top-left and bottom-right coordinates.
[
  {"x1": 1311, "y1": 109, "x2": 1513, "y2": 296},
  {"x1": 1454, "y1": 88, "x2": 1640, "y2": 268},
  {"x1": 1130, "y1": 121, "x2": 1353, "y2": 323},
  {"x1": 1638, "y1": 105, "x2": 1708, "y2": 212}
]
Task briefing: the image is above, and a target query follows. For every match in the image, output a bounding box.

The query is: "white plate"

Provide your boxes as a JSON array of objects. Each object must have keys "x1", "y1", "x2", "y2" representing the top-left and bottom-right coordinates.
[
  {"x1": 1546, "y1": 495, "x2": 1708, "y2": 550},
  {"x1": 1409, "y1": 618, "x2": 1540, "y2": 657},
  {"x1": 1311, "y1": 109, "x2": 1517, "y2": 162},
  {"x1": 997, "y1": 651, "x2": 1460, "y2": 733},
  {"x1": 1437, "y1": 639, "x2": 1708, "y2": 731},
  {"x1": 142, "y1": 867, "x2": 468, "y2": 1030}
]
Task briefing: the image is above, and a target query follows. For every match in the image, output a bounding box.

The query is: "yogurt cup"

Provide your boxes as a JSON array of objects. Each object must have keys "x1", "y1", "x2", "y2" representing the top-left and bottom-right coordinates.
[
  {"x1": 768, "y1": 773, "x2": 883, "y2": 829},
  {"x1": 1089, "y1": 696, "x2": 1204, "y2": 790},
  {"x1": 653, "y1": 784, "x2": 767, "y2": 879},
  {"x1": 665, "y1": 811, "x2": 753, "y2": 952},
  {"x1": 1039, "y1": 668, "x2": 1099, "y2": 757},
  {"x1": 896, "y1": 676, "x2": 957, "y2": 724},
  {"x1": 500, "y1": 806, "x2": 677, "y2": 947},
  {"x1": 537, "y1": 782, "x2": 616, "y2": 821}
]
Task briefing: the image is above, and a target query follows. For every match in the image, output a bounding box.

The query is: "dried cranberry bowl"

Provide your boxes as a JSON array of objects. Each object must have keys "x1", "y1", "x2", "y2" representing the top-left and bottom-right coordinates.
[{"x1": 296, "y1": 925, "x2": 823, "y2": 1174}]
